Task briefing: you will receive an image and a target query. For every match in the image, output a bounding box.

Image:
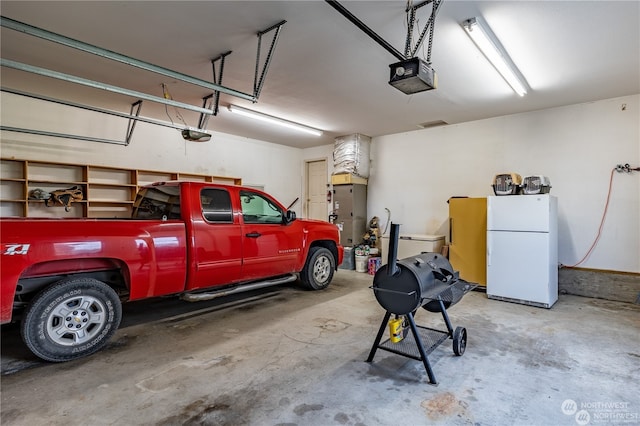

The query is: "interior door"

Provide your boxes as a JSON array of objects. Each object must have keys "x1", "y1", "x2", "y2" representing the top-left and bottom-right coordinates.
[{"x1": 306, "y1": 159, "x2": 327, "y2": 221}]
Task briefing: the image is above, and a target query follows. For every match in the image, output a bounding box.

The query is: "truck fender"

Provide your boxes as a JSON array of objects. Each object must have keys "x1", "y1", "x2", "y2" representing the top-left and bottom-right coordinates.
[{"x1": 17, "y1": 258, "x2": 130, "y2": 300}]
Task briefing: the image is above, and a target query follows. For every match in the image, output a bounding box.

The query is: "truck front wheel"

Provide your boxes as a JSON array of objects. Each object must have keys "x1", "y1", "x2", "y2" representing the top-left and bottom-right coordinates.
[
  {"x1": 21, "y1": 277, "x2": 122, "y2": 362},
  {"x1": 300, "y1": 247, "x2": 335, "y2": 290}
]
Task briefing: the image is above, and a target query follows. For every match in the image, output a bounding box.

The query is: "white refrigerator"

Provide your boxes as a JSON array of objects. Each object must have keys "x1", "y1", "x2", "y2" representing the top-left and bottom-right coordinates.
[{"x1": 486, "y1": 195, "x2": 558, "y2": 308}]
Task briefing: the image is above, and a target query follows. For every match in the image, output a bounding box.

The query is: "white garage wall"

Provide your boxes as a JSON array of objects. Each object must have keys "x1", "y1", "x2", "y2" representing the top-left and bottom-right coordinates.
[
  {"x1": 0, "y1": 92, "x2": 304, "y2": 213},
  {"x1": 3, "y1": 92, "x2": 638, "y2": 273},
  {"x1": 362, "y1": 95, "x2": 639, "y2": 273}
]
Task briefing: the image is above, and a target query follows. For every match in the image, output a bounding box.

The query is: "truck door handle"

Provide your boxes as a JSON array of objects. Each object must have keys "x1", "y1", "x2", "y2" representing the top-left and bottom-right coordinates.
[{"x1": 245, "y1": 232, "x2": 261, "y2": 238}]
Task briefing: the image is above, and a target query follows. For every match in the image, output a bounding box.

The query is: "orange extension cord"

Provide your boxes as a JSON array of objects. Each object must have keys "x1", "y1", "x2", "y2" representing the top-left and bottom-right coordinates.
[{"x1": 564, "y1": 168, "x2": 615, "y2": 268}]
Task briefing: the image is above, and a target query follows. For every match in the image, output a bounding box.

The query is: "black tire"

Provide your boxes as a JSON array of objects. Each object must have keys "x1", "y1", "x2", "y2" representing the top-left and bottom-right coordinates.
[
  {"x1": 453, "y1": 326, "x2": 467, "y2": 356},
  {"x1": 300, "y1": 247, "x2": 335, "y2": 290},
  {"x1": 21, "y1": 277, "x2": 122, "y2": 362}
]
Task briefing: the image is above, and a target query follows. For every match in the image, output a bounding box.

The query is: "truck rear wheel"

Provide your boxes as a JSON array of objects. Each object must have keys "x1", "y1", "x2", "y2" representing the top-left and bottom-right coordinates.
[
  {"x1": 21, "y1": 277, "x2": 122, "y2": 362},
  {"x1": 300, "y1": 247, "x2": 335, "y2": 290}
]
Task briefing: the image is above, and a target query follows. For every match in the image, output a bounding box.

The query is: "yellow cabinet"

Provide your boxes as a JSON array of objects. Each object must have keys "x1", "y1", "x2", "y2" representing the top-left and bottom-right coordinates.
[{"x1": 448, "y1": 197, "x2": 487, "y2": 286}]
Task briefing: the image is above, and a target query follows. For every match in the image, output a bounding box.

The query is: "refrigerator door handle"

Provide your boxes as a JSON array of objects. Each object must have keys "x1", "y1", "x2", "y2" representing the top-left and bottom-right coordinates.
[{"x1": 486, "y1": 232, "x2": 492, "y2": 267}]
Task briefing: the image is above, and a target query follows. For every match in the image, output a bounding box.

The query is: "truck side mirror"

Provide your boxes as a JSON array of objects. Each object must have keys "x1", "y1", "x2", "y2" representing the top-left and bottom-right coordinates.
[{"x1": 285, "y1": 210, "x2": 296, "y2": 224}]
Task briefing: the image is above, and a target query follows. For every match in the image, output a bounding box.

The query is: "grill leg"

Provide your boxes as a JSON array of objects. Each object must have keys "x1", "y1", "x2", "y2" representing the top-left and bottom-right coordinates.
[
  {"x1": 366, "y1": 311, "x2": 391, "y2": 362},
  {"x1": 406, "y1": 312, "x2": 438, "y2": 384},
  {"x1": 439, "y1": 298, "x2": 454, "y2": 337}
]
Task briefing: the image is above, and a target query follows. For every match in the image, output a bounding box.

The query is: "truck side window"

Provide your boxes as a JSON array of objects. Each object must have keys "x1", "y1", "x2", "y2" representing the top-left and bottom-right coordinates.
[
  {"x1": 132, "y1": 186, "x2": 181, "y2": 219},
  {"x1": 240, "y1": 190, "x2": 284, "y2": 224},
  {"x1": 201, "y1": 189, "x2": 233, "y2": 223}
]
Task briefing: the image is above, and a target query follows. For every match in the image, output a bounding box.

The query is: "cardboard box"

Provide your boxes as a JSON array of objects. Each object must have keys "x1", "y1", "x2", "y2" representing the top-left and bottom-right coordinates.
[{"x1": 331, "y1": 173, "x2": 368, "y2": 185}]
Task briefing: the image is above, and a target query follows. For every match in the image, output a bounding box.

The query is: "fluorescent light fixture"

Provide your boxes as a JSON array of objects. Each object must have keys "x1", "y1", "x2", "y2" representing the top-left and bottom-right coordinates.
[
  {"x1": 462, "y1": 17, "x2": 528, "y2": 96},
  {"x1": 227, "y1": 104, "x2": 323, "y2": 136}
]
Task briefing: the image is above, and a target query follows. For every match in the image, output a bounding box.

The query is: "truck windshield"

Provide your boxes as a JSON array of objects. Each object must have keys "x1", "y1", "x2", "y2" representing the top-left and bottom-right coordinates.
[{"x1": 131, "y1": 186, "x2": 182, "y2": 219}]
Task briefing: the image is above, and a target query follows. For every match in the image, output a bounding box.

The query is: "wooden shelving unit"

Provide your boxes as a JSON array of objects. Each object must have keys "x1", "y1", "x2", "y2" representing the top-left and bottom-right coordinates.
[{"x1": 0, "y1": 158, "x2": 241, "y2": 218}]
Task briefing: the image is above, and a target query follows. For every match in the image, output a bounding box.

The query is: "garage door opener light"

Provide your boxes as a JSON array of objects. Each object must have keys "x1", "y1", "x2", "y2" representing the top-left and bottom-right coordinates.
[
  {"x1": 181, "y1": 128, "x2": 212, "y2": 142},
  {"x1": 227, "y1": 104, "x2": 323, "y2": 136}
]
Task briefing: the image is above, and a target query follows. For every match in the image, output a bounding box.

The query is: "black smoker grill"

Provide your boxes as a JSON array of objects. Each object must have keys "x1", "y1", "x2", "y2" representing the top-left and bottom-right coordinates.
[{"x1": 367, "y1": 223, "x2": 475, "y2": 384}]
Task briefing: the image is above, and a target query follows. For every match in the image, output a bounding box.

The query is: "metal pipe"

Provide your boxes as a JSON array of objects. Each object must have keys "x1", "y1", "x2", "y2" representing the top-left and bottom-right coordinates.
[
  {"x1": 257, "y1": 19, "x2": 287, "y2": 36},
  {"x1": 410, "y1": 0, "x2": 443, "y2": 59},
  {"x1": 404, "y1": 5, "x2": 416, "y2": 58},
  {"x1": 407, "y1": 1, "x2": 435, "y2": 12},
  {"x1": 0, "y1": 125, "x2": 127, "y2": 145},
  {"x1": 211, "y1": 51, "x2": 232, "y2": 116},
  {"x1": 387, "y1": 223, "x2": 401, "y2": 276},
  {"x1": 254, "y1": 22, "x2": 285, "y2": 100},
  {"x1": 1, "y1": 59, "x2": 214, "y2": 115},
  {"x1": 181, "y1": 274, "x2": 298, "y2": 302},
  {"x1": 325, "y1": 0, "x2": 405, "y2": 61},
  {"x1": 0, "y1": 16, "x2": 256, "y2": 102},
  {"x1": 125, "y1": 100, "x2": 142, "y2": 145},
  {"x1": 1, "y1": 87, "x2": 189, "y2": 131}
]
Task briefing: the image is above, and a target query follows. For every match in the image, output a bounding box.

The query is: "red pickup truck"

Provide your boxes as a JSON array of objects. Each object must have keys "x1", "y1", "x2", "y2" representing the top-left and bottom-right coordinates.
[{"x1": 1, "y1": 181, "x2": 343, "y2": 362}]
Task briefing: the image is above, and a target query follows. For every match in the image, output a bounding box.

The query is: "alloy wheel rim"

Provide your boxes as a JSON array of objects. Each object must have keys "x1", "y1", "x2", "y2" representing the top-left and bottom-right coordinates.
[
  {"x1": 313, "y1": 255, "x2": 331, "y2": 283},
  {"x1": 46, "y1": 295, "x2": 107, "y2": 346}
]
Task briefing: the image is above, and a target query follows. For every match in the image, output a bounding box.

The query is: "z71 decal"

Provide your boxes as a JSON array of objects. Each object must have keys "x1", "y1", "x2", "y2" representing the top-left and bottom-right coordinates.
[{"x1": 3, "y1": 244, "x2": 31, "y2": 255}]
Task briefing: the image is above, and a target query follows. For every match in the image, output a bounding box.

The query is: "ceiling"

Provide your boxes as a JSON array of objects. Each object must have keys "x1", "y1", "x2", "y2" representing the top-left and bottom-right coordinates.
[{"x1": 1, "y1": 1, "x2": 639, "y2": 149}]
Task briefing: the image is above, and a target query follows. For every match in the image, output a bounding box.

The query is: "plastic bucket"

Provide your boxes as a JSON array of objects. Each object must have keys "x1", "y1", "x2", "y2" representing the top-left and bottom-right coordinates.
[{"x1": 355, "y1": 255, "x2": 369, "y2": 272}]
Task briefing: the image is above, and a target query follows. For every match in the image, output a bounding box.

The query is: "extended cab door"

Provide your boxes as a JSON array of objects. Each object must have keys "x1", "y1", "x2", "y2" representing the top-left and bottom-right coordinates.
[
  {"x1": 239, "y1": 189, "x2": 300, "y2": 280},
  {"x1": 188, "y1": 187, "x2": 243, "y2": 290}
]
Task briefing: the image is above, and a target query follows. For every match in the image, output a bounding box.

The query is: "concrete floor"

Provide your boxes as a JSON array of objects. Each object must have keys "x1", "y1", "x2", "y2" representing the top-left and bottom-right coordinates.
[{"x1": 1, "y1": 269, "x2": 639, "y2": 425}]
